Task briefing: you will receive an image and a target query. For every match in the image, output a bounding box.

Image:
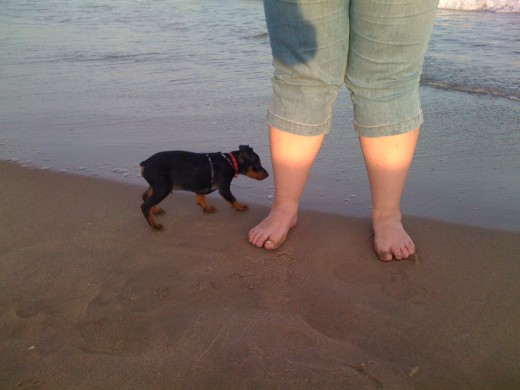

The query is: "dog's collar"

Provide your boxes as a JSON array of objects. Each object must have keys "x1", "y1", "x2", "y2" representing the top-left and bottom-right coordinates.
[
  {"x1": 221, "y1": 152, "x2": 239, "y2": 178},
  {"x1": 205, "y1": 153, "x2": 215, "y2": 191},
  {"x1": 205, "y1": 153, "x2": 238, "y2": 190}
]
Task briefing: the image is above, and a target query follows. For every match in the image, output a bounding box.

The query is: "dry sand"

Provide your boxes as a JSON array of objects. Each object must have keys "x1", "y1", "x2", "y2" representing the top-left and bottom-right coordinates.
[{"x1": 1, "y1": 161, "x2": 519, "y2": 389}]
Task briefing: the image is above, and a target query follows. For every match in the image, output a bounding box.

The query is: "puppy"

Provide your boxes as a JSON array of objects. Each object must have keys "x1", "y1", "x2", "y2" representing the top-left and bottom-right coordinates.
[{"x1": 140, "y1": 145, "x2": 269, "y2": 230}]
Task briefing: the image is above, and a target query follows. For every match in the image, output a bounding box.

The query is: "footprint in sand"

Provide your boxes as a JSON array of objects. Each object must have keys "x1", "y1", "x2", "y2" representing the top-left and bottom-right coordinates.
[
  {"x1": 383, "y1": 274, "x2": 427, "y2": 304},
  {"x1": 16, "y1": 376, "x2": 46, "y2": 389}
]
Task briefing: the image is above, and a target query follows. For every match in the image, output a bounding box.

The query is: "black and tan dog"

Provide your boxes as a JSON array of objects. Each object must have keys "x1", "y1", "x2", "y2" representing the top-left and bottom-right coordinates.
[{"x1": 140, "y1": 145, "x2": 269, "y2": 230}]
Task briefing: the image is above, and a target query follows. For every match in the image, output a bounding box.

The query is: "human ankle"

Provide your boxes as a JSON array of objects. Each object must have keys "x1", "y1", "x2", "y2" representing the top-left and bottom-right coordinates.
[
  {"x1": 371, "y1": 209, "x2": 402, "y2": 223},
  {"x1": 271, "y1": 200, "x2": 299, "y2": 216}
]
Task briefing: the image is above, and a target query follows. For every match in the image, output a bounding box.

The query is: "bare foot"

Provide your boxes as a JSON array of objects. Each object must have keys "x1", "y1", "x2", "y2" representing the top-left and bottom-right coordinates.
[
  {"x1": 249, "y1": 208, "x2": 297, "y2": 250},
  {"x1": 372, "y1": 214, "x2": 415, "y2": 261}
]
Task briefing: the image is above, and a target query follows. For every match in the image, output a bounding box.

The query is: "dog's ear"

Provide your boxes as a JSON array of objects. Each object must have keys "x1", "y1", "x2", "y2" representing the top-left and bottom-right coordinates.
[{"x1": 237, "y1": 145, "x2": 252, "y2": 162}]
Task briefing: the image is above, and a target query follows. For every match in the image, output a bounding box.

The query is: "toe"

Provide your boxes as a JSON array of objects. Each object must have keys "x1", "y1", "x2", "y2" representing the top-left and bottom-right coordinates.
[
  {"x1": 264, "y1": 239, "x2": 277, "y2": 250},
  {"x1": 249, "y1": 229, "x2": 266, "y2": 247},
  {"x1": 377, "y1": 250, "x2": 393, "y2": 262},
  {"x1": 406, "y1": 240, "x2": 416, "y2": 256}
]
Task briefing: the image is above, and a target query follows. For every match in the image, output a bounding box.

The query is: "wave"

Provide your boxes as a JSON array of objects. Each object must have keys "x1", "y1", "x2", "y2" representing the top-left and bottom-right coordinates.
[
  {"x1": 438, "y1": 0, "x2": 520, "y2": 13},
  {"x1": 421, "y1": 77, "x2": 520, "y2": 101}
]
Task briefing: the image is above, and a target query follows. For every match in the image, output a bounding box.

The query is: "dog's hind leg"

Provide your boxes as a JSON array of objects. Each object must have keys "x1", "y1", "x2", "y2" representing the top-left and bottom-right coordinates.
[
  {"x1": 142, "y1": 187, "x2": 165, "y2": 216},
  {"x1": 141, "y1": 186, "x2": 171, "y2": 231},
  {"x1": 142, "y1": 187, "x2": 153, "y2": 202}
]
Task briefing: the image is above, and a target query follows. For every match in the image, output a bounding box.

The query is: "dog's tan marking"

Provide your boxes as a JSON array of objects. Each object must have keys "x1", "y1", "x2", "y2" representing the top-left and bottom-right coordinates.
[
  {"x1": 196, "y1": 194, "x2": 217, "y2": 213},
  {"x1": 151, "y1": 206, "x2": 165, "y2": 215},
  {"x1": 231, "y1": 200, "x2": 249, "y2": 211},
  {"x1": 146, "y1": 212, "x2": 163, "y2": 231},
  {"x1": 245, "y1": 167, "x2": 269, "y2": 180},
  {"x1": 142, "y1": 187, "x2": 153, "y2": 201}
]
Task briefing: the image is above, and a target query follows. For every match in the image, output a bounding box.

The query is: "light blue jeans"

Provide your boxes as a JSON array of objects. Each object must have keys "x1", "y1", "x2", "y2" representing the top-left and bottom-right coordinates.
[{"x1": 264, "y1": 0, "x2": 439, "y2": 137}]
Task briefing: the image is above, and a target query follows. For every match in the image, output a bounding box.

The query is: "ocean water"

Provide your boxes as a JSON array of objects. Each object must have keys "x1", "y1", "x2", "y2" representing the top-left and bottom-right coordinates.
[{"x1": 1, "y1": 0, "x2": 519, "y2": 231}]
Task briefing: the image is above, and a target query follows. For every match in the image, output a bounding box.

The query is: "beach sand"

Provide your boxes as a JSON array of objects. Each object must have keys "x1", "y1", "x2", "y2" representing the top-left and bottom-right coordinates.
[{"x1": 1, "y1": 161, "x2": 519, "y2": 389}]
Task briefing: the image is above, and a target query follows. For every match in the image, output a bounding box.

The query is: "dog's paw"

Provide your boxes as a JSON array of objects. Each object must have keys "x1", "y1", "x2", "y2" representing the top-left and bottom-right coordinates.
[
  {"x1": 151, "y1": 224, "x2": 164, "y2": 231},
  {"x1": 203, "y1": 206, "x2": 217, "y2": 213},
  {"x1": 233, "y1": 202, "x2": 249, "y2": 212}
]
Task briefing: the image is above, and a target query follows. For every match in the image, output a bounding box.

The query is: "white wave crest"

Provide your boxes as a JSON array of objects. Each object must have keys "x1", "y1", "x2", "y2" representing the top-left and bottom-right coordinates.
[{"x1": 439, "y1": 0, "x2": 520, "y2": 13}]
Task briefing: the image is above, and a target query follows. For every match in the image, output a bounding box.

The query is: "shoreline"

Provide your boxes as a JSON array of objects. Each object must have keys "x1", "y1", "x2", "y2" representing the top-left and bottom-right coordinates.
[
  {"x1": 1, "y1": 161, "x2": 519, "y2": 388},
  {"x1": 2, "y1": 86, "x2": 519, "y2": 234},
  {"x1": 3, "y1": 152, "x2": 520, "y2": 234}
]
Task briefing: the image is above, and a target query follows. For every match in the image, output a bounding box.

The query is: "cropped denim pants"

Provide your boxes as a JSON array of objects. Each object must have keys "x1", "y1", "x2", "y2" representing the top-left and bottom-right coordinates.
[{"x1": 264, "y1": 0, "x2": 439, "y2": 137}]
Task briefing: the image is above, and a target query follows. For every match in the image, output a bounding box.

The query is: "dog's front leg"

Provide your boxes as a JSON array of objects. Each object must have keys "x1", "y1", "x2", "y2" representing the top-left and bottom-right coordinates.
[
  {"x1": 196, "y1": 194, "x2": 217, "y2": 213},
  {"x1": 218, "y1": 188, "x2": 248, "y2": 211}
]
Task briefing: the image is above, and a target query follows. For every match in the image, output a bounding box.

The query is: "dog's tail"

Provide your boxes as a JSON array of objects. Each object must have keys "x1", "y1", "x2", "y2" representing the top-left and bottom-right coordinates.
[{"x1": 139, "y1": 160, "x2": 147, "y2": 176}]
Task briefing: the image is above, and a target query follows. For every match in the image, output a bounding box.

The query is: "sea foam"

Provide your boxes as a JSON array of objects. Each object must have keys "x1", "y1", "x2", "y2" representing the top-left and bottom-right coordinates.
[{"x1": 439, "y1": 0, "x2": 520, "y2": 13}]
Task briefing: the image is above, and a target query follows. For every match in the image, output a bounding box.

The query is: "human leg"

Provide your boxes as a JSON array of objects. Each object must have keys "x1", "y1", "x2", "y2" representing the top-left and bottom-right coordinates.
[
  {"x1": 248, "y1": 127, "x2": 324, "y2": 250},
  {"x1": 262, "y1": 0, "x2": 349, "y2": 135},
  {"x1": 346, "y1": 0, "x2": 438, "y2": 260},
  {"x1": 251, "y1": 0, "x2": 348, "y2": 250},
  {"x1": 359, "y1": 128, "x2": 419, "y2": 260}
]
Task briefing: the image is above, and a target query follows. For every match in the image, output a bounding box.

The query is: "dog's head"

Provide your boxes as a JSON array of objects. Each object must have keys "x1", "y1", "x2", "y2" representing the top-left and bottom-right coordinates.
[{"x1": 236, "y1": 145, "x2": 269, "y2": 180}]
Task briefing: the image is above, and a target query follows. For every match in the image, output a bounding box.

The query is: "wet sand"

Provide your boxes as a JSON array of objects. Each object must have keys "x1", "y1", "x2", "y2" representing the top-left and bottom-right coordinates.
[{"x1": 1, "y1": 161, "x2": 519, "y2": 389}]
